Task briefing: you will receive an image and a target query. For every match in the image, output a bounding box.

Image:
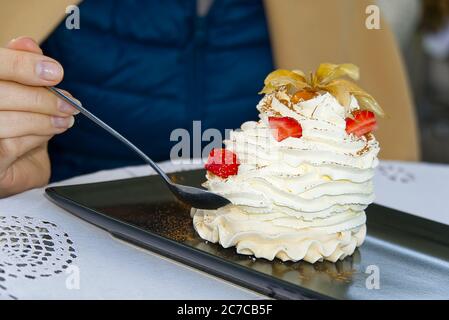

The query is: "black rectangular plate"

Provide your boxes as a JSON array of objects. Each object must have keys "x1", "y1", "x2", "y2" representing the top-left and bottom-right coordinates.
[{"x1": 45, "y1": 169, "x2": 449, "y2": 300}]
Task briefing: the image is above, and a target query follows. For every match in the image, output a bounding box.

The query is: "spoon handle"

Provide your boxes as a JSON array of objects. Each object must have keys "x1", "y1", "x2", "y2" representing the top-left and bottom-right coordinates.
[{"x1": 47, "y1": 87, "x2": 171, "y2": 182}]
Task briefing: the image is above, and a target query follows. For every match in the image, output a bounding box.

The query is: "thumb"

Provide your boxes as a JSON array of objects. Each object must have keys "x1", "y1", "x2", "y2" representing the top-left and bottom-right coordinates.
[{"x1": 7, "y1": 36, "x2": 43, "y2": 55}]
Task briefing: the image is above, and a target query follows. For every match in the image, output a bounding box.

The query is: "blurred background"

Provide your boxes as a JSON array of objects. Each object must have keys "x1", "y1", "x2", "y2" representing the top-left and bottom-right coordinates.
[{"x1": 379, "y1": 0, "x2": 449, "y2": 163}]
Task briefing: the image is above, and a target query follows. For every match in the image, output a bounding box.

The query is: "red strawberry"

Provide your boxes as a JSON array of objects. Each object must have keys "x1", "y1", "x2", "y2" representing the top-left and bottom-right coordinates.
[
  {"x1": 268, "y1": 116, "x2": 303, "y2": 142},
  {"x1": 205, "y1": 148, "x2": 239, "y2": 178},
  {"x1": 345, "y1": 110, "x2": 377, "y2": 137}
]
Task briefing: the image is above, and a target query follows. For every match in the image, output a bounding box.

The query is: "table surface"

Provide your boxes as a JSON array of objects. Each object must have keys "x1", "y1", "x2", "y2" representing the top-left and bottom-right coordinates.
[{"x1": 0, "y1": 160, "x2": 448, "y2": 300}]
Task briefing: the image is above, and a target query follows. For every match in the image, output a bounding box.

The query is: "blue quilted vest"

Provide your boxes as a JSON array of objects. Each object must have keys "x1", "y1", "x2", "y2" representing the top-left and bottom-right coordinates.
[{"x1": 42, "y1": 0, "x2": 273, "y2": 181}]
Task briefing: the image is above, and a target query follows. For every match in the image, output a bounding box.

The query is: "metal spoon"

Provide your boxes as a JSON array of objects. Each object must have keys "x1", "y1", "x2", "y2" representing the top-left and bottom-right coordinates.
[{"x1": 47, "y1": 87, "x2": 231, "y2": 210}]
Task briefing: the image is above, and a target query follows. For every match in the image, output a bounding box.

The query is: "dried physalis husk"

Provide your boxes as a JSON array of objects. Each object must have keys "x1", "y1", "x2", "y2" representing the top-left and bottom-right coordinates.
[
  {"x1": 259, "y1": 69, "x2": 309, "y2": 94},
  {"x1": 325, "y1": 83, "x2": 351, "y2": 109},
  {"x1": 314, "y1": 63, "x2": 359, "y2": 86},
  {"x1": 326, "y1": 79, "x2": 385, "y2": 117},
  {"x1": 291, "y1": 69, "x2": 307, "y2": 80},
  {"x1": 355, "y1": 95, "x2": 384, "y2": 117},
  {"x1": 259, "y1": 63, "x2": 385, "y2": 117}
]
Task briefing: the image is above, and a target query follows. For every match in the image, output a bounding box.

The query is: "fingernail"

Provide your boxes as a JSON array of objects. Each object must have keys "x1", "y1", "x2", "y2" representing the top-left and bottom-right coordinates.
[
  {"x1": 36, "y1": 61, "x2": 62, "y2": 81},
  {"x1": 52, "y1": 116, "x2": 75, "y2": 129},
  {"x1": 58, "y1": 99, "x2": 80, "y2": 115}
]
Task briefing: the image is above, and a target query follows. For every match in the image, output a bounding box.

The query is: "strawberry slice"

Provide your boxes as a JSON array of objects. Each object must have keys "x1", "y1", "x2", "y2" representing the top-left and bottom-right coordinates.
[
  {"x1": 205, "y1": 148, "x2": 239, "y2": 178},
  {"x1": 268, "y1": 116, "x2": 303, "y2": 142},
  {"x1": 345, "y1": 110, "x2": 377, "y2": 137}
]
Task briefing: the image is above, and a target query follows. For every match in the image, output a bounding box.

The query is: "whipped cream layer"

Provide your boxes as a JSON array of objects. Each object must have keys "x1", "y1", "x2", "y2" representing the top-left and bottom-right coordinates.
[{"x1": 192, "y1": 92, "x2": 379, "y2": 263}]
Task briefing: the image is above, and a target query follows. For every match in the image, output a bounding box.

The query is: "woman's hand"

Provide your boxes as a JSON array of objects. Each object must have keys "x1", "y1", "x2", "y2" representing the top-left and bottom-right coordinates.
[{"x1": 0, "y1": 37, "x2": 79, "y2": 197}]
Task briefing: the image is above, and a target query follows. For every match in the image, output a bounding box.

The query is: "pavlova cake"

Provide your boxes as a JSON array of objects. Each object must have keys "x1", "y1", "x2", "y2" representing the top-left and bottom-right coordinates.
[{"x1": 191, "y1": 63, "x2": 384, "y2": 263}]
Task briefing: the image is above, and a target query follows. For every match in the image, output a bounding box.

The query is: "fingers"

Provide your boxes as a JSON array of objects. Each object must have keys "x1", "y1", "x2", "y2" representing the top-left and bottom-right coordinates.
[
  {"x1": 0, "y1": 47, "x2": 64, "y2": 86},
  {"x1": 0, "y1": 111, "x2": 74, "y2": 138},
  {"x1": 0, "y1": 145, "x2": 50, "y2": 198},
  {"x1": 7, "y1": 37, "x2": 43, "y2": 55},
  {"x1": 0, "y1": 135, "x2": 52, "y2": 169},
  {"x1": 0, "y1": 37, "x2": 69, "y2": 197},
  {"x1": 0, "y1": 81, "x2": 80, "y2": 116},
  {"x1": 1, "y1": 37, "x2": 76, "y2": 114}
]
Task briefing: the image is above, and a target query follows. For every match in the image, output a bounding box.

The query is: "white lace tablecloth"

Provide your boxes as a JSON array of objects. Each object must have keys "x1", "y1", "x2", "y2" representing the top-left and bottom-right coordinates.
[{"x1": 0, "y1": 160, "x2": 448, "y2": 299}]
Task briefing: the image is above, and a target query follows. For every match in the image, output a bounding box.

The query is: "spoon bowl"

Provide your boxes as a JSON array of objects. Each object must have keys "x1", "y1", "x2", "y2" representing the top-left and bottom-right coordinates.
[{"x1": 168, "y1": 184, "x2": 231, "y2": 210}]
